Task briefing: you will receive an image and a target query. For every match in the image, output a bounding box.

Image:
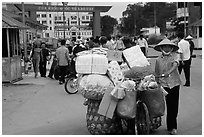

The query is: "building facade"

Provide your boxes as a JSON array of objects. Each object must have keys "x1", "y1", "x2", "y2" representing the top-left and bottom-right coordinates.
[
  {"x1": 36, "y1": 2, "x2": 93, "y2": 40},
  {"x1": 176, "y1": 2, "x2": 202, "y2": 48}
]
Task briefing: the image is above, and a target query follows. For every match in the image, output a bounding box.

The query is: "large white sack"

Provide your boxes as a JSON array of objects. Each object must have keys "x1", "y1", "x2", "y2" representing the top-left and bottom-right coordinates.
[
  {"x1": 123, "y1": 46, "x2": 150, "y2": 68},
  {"x1": 79, "y1": 74, "x2": 114, "y2": 89},
  {"x1": 76, "y1": 54, "x2": 108, "y2": 74}
]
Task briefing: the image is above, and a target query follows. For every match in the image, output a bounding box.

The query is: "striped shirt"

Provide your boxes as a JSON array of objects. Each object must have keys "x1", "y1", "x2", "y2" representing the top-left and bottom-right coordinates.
[{"x1": 155, "y1": 53, "x2": 182, "y2": 89}]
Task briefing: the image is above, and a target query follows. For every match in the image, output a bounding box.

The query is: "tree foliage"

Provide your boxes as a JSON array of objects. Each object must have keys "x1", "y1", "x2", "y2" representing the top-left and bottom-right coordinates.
[
  {"x1": 88, "y1": 15, "x2": 118, "y2": 36},
  {"x1": 120, "y1": 2, "x2": 176, "y2": 36},
  {"x1": 101, "y1": 15, "x2": 118, "y2": 36}
]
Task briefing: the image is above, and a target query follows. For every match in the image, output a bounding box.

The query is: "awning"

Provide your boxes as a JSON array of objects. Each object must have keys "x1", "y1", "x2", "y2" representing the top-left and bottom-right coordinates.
[
  {"x1": 2, "y1": 14, "x2": 30, "y2": 29},
  {"x1": 2, "y1": 9, "x2": 47, "y2": 30},
  {"x1": 187, "y1": 19, "x2": 202, "y2": 27}
]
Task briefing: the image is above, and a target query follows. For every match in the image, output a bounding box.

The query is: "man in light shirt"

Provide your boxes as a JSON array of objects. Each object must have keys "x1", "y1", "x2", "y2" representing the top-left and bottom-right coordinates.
[
  {"x1": 137, "y1": 34, "x2": 148, "y2": 56},
  {"x1": 177, "y1": 32, "x2": 191, "y2": 87},
  {"x1": 55, "y1": 39, "x2": 70, "y2": 84}
]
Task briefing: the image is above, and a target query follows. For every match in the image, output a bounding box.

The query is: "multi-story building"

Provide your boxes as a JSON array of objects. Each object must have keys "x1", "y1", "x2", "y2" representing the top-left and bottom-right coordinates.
[
  {"x1": 36, "y1": 2, "x2": 93, "y2": 40},
  {"x1": 176, "y1": 2, "x2": 202, "y2": 48}
]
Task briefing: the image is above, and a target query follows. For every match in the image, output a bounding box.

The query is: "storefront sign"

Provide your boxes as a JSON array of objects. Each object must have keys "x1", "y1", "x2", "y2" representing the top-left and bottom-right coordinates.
[{"x1": 37, "y1": 5, "x2": 94, "y2": 12}]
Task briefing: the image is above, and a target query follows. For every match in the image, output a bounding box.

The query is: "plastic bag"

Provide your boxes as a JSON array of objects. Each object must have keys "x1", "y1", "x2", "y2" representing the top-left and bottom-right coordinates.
[
  {"x1": 116, "y1": 89, "x2": 136, "y2": 119},
  {"x1": 141, "y1": 87, "x2": 165, "y2": 118}
]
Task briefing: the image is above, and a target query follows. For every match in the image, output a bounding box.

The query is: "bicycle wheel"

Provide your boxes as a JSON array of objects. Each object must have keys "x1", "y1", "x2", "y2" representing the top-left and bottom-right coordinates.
[
  {"x1": 64, "y1": 76, "x2": 79, "y2": 94},
  {"x1": 135, "y1": 101, "x2": 150, "y2": 135}
]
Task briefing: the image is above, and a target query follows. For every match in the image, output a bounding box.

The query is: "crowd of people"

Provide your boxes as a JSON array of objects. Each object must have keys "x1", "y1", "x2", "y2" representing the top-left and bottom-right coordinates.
[{"x1": 28, "y1": 33, "x2": 194, "y2": 135}]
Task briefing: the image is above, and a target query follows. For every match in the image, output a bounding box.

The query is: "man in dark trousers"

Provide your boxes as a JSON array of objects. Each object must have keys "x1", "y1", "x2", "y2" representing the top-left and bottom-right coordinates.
[
  {"x1": 39, "y1": 42, "x2": 50, "y2": 77},
  {"x1": 177, "y1": 32, "x2": 191, "y2": 87},
  {"x1": 55, "y1": 39, "x2": 70, "y2": 84},
  {"x1": 185, "y1": 35, "x2": 195, "y2": 66}
]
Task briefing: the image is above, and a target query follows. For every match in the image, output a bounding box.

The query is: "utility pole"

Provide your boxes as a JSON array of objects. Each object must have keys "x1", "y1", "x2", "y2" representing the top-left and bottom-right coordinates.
[
  {"x1": 62, "y1": 2, "x2": 66, "y2": 39},
  {"x1": 134, "y1": 4, "x2": 136, "y2": 36},
  {"x1": 22, "y1": 2, "x2": 28, "y2": 74},
  {"x1": 184, "y1": 2, "x2": 187, "y2": 37},
  {"x1": 154, "y1": 2, "x2": 157, "y2": 34}
]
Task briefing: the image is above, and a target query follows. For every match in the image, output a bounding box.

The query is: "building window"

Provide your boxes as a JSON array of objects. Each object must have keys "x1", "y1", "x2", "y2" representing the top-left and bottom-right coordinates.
[
  {"x1": 37, "y1": 14, "x2": 40, "y2": 18},
  {"x1": 71, "y1": 21, "x2": 77, "y2": 24},
  {"x1": 41, "y1": 14, "x2": 47, "y2": 18},
  {"x1": 55, "y1": 16, "x2": 57, "y2": 20},
  {"x1": 50, "y1": 20, "x2": 52, "y2": 24},
  {"x1": 71, "y1": 16, "x2": 77, "y2": 20},
  {"x1": 86, "y1": 16, "x2": 89, "y2": 20},
  {"x1": 49, "y1": 14, "x2": 52, "y2": 18},
  {"x1": 82, "y1": 16, "x2": 85, "y2": 20},
  {"x1": 82, "y1": 21, "x2": 90, "y2": 24},
  {"x1": 42, "y1": 21, "x2": 47, "y2": 24},
  {"x1": 45, "y1": 33, "x2": 49, "y2": 37},
  {"x1": 50, "y1": 27, "x2": 52, "y2": 30},
  {"x1": 58, "y1": 16, "x2": 62, "y2": 20}
]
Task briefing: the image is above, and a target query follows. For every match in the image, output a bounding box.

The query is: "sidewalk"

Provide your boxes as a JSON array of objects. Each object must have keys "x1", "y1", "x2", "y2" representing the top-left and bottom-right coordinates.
[{"x1": 14, "y1": 72, "x2": 51, "y2": 85}]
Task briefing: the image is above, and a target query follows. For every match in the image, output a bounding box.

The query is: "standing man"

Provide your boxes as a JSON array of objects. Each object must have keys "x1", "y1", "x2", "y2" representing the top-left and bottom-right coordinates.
[
  {"x1": 55, "y1": 39, "x2": 70, "y2": 84},
  {"x1": 39, "y1": 42, "x2": 50, "y2": 77},
  {"x1": 177, "y1": 32, "x2": 191, "y2": 87},
  {"x1": 185, "y1": 35, "x2": 195, "y2": 66},
  {"x1": 137, "y1": 34, "x2": 148, "y2": 56},
  {"x1": 114, "y1": 35, "x2": 125, "y2": 51}
]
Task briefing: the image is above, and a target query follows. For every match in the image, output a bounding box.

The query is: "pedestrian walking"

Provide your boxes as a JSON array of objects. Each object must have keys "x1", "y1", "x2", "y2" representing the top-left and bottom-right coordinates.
[
  {"x1": 55, "y1": 39, "x2": 70, "y2": 84},
  {"x1": 87, "y1": 37, "x2": 94, "y2": 49},
  {"x1": 137, "y1": 34, "x2": 148, "y2": 56},
  {"x1": 47, "y1": 54, "x2": 58, "y2": 79},
  {"x1": 104, "y1": 36, "x2": 114, "y2": 50},
  {"x1": 48, "y1": 39, "x2": 61, "y2": 79},
  {"x1": 177, "y1": 32, "x2": 191, "y2": 87},
  {"x1": 154, "y1": 38, "x2": 182, "y2": 135},
  {"x1": 114, "y1": 35, "x2": 125, "y2": 51},
  {"x1": 185, "y1": 35, "x2": 195, "y2": 66},
  {"x1": 30, "y1": 39, "x2": 41, "y2": 78},
  {"x1": 122, "y1": 36, "x2": 132, "y2": 49},
  {"x1": 39, "y1": 42, "x2": 50, "y2": 77}
]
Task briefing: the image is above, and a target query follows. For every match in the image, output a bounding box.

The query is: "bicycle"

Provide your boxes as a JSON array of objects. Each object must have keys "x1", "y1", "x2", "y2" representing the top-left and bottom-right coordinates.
[
  {"x1": 64, "y1": 55, "x2": 84, "y2": 94},
  {"x1": 84, "y1": 75, "x2": 166, "y2": 135},
  {"x1": 120, "y1": 75, "x2": 167, "y2": 135}
]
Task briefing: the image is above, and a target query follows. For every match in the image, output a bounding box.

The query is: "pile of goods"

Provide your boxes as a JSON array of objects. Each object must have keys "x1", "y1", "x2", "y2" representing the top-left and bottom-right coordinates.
[{"x1": 76, "y1": 46, "x2": 166, "y2": 134}]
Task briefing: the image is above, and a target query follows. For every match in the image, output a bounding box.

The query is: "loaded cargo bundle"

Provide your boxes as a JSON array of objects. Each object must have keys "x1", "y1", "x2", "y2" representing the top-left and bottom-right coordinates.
[
  {"x1": 79, "y1": 74, "x2": 114, "y2": 100},
  {"x1": 123, "y1": 65, "x2": 154, "y2": 80},
  {"x1": 123, "y1": 46, "x2": 150, "y2": 68},
  {"x1": 86, "y1": 99, "x2": 121, "y2": 135},
  {"x1": 76, "y1": 54, "x2": 108, "y2": 74}
]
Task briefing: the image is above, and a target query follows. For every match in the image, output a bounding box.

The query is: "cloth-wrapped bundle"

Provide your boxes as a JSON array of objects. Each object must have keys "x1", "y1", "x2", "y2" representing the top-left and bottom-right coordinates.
[
  {"x1": 107, "y1": 61, "x2": 124, "y2": 86},
  {"x1": 86, "y1": 99, "x2": 121, "y2": 135},
  {"x1": 79, "y1": 74, "x2": 114, "y2": 100}
]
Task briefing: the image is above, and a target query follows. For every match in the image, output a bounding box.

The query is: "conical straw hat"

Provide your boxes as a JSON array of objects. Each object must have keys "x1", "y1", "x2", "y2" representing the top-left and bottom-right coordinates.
[{"x1": 154, "y1": 38, "x2": 179, "y2": 52}]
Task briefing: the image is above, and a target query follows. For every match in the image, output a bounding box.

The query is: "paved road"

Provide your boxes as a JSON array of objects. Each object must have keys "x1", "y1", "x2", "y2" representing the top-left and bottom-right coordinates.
[{"x1": 2, "y1": 48, "x2": 202, "y2": 135}]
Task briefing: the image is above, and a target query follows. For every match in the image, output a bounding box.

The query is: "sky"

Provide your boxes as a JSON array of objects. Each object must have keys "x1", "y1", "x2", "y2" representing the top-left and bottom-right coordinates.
[
  {"x1": 2, "y1": 0, "x2": 135, "y2": 20},
  {"x1": 68, "y1": 2, "x2": 135, "y2": 20}
]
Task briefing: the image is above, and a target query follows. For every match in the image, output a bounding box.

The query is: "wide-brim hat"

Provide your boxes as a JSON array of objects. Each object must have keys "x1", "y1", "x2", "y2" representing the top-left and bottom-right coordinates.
[
  {"x1": 186, "y1": 35, "x2": 193, "y2": 40},
  {"x1": 154, "y1": 38, "x2": 179, "y2": 52}
]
